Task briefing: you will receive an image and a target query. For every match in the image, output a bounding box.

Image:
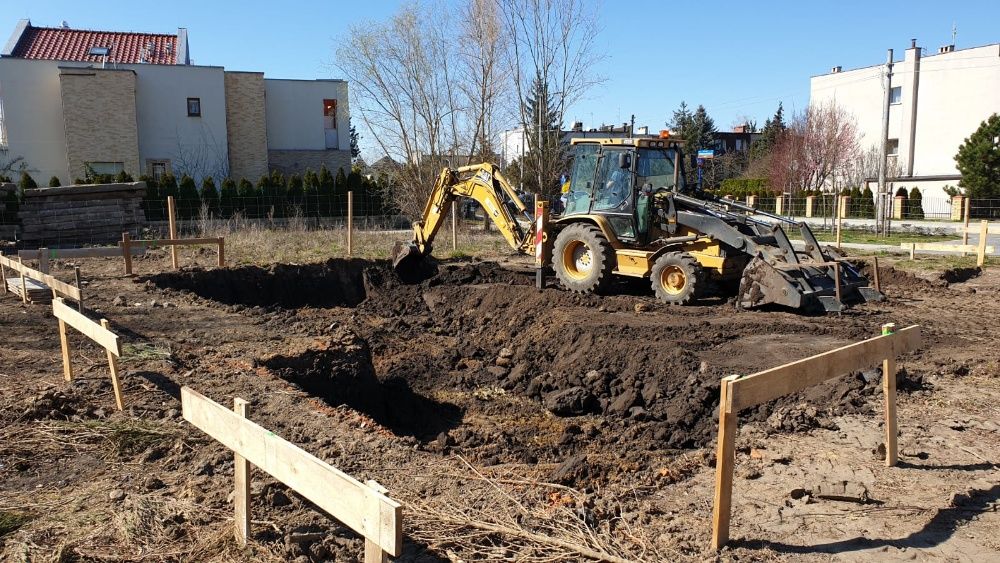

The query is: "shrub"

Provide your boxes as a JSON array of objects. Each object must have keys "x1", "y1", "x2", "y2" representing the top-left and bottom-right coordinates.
[
  {"x1": 177, "y1": 174, "x2": 200, "y2": 220},
  {"x1": 907, "y1": 187, "x2": 924, "y2": 219},
  {"x1": 138, "y1": 174, "x2": 162, "y2": 221},
  {"x1": 18, "y1": 171, "x2": 37, "y2": 190},
  {"x1": 237, "y1": 178, "x2": 257, "y2": 217},
  {"x1": 114, "y1": 170, "x2": 134, "y2": 183},
  {"x1": 860, "y1": 186, "x2": 876, "y2": 218},
  {"x1": 48, "y1": 176, "x2": 61, "y2": 187},
  {"x1": 287, "y1": 174, "x2": 304, "y2": 209},
  {"x1": 200, "y1": 176, "x2": 220, "y2": 216},
  {"x1": 219, "y1": 178, "x2": 237, "y2": 217},
  {"x1": 303, "y1": 168, "x2": 319, "y2": 217}
]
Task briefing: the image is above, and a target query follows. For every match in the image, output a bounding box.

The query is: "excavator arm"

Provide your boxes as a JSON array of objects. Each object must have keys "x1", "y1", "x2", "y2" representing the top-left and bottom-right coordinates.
[{"x1": 393, "y1": 163, "x2": 534, "y2": 270}]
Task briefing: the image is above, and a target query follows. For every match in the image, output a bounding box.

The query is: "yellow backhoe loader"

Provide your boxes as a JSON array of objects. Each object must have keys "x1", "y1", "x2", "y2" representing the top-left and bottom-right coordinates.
[{"x1": 393, "y1": 136, "x2": 881, "y2": 312}]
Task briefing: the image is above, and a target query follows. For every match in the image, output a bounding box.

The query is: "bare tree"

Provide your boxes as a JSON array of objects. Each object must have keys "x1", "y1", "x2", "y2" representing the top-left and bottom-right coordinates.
[
  {"x1": 496, "y1": 0, "x2": 604, "y2": 193},
  {"x1": 769, "y1": 102, "x2": 860, "y2": 194},
  {"x1": 459, "y1": 0, "x2": 508, "y2": 164},
  {"x1": 171, "y1": 126, "x2": 230, "y2": 183}
]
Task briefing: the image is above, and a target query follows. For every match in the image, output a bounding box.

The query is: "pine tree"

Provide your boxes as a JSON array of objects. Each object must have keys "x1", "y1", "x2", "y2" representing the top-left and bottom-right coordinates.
[
  {"x1": 350, "y1": 125, "x2": 361, "y2": 160},
  {"x1": 955, "y1": 113, "x2": 1000, "y2": 199},
  {"x1": 522, "y1": 72, "x2": 563, "y2": 195},
  {"x1": 256, "y1": 174, "x2": 273, "y2": 218},
  {"x1": 138, "y1": 175, "x2": 161, "y2": 221},
  {"x1": 908, "y1": 187, "x2": 924, "y2": 219},
  {"x1": 237, "y1": 178, "x2": 257, "y2": 217},
  {"x1": 303, "y1": 168, "x2": 319, "y2": 217},
  {"x1": 219, "y1": 178, "x2": 237, "y2": 217},
  {"x1": 267, "y1": 169, "x2": 287, "y2": 217},
  {"x1": 347, "y1": 170, "x2": 363, "y2": 214},
  {"x1": 200, "y1": 176, "x2": 220, "y2": 216},
  {"x1": 669, "y1": 102, "x2": 716, "y2": 183},
  {"x1": 334, "y1": 167, "x2": 348, "y2": 215},
  {"x1": 18, "y1": 171, "x2": 37, "y2": 190},
  {"x1": 177, "y1": 174, "x2": 200, "y2": 219},
  {"x1": 48, "y1": 176, "x2": 61, "y2": 187},
  {"x1": 861, "y1": 186, "x2": 876, "y2": 218},
  {"x1": 750, "y1": 102, "x2": 786, "y2": 162},
  {"x1": 318, "y1": 166, "x2": 335, "y2": 216},
  {"x1": 287, "y1": 174, "x2": 304, "y2": 211},
  {"x1": 159, "y1": 173, "x2": 179, "y2": 220}
]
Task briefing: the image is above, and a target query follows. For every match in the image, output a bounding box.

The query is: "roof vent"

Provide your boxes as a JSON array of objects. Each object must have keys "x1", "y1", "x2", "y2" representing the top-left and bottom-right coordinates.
[
  {"x1": 938, "y1": 44, "x2": 955, "y2": 54},
  {"x1": 831, "y1": 66, "x2": 842, "y2": 73},
  {"x1": 61, "y1": 21, "x2": 70, "y2": 29}
]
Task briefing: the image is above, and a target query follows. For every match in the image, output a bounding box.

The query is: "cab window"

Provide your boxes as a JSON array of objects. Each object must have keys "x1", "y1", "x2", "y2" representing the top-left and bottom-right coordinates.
[
  {"x1": 564, "y1": 144, "x2": 598, "y2": 215},
  {"x1": 593, "y1": 149, "x2": 631, "y2": 212},
  {"x1": 637, "y1": 148, "x2": 677, "y2": 190}
]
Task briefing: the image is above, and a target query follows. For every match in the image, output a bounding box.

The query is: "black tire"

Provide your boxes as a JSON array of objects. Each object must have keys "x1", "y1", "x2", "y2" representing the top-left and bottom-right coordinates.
[
  {"x1": 552, "y1": 223, "x2": 615, "y2": 294},
  {"x1": 650, "y1": 252, "x2": 703, "y2": 305}
]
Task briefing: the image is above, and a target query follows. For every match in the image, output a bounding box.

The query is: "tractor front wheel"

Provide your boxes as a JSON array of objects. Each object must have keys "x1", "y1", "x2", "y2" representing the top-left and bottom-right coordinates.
[
  {"x1": 650, "y1": 252, "x2": 703, "y2": 305},
  {"x1": 553, "y1": 223, "x2": 615, "y2": 294}
]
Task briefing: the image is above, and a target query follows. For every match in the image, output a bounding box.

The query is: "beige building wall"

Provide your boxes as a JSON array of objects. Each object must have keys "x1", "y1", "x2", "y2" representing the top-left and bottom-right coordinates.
[
  {"x1": 224, "y1": 71, "x2": 268, "y2": 180},
  {"x1": 58, "y1": 67, "x2": 140, "y2": 180},
  {"x1": 268, "y1": 149, "x2": 351, "y2": 176}
]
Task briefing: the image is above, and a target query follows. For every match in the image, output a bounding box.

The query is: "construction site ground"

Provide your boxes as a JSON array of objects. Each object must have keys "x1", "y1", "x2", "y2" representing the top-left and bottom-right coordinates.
[{"x1": 1, "y1": 242, "x2": 998, "y2": 562}]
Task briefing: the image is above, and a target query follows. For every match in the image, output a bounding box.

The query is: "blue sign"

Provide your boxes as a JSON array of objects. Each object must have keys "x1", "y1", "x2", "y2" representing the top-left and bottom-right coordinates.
[{"x1": 697, "y1": 149, "x2": 715, "y2": 159}]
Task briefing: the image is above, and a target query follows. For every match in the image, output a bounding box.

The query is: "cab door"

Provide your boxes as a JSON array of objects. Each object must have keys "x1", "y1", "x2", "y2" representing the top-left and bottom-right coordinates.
[{"x1": 591, "y1": 147, "x2": 637, "y2": 241}]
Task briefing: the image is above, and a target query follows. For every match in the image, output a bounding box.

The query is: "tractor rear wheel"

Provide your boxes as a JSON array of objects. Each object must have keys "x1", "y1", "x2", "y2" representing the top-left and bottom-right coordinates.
[
  {"x1": 553, "y1": 223, "x2": 615, "y2": 294},
  {"x1": 650, "y1": 252, "x2": 703, "y2": 305}
]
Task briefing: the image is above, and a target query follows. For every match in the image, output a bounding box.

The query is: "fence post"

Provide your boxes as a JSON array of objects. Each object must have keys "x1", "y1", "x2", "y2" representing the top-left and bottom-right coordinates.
[
  {"x1": 347, "y1": 191, "x2": 354, "y2": 257},
  {"x1": 977, "y1": 220, "x2": 988, "y2": 267},
  {"x1": 18, "y1": 257, "x2": 27, "y2": 304},
  {"x1": 962, "y1": 197, "x2": 971, "y2": 247},
  {"x1": 881, "y1": 323, "x2": 898, "y2": 466},
  {"x1": 217, "y1": 238, "x2": 226, "y2": 268},
  {"x1": 872, "y1": 255, "x2": 881, "y2": 294},
  {"x1": 122, "y1": 232, "x2": 133, "y2": 275},
  {"x1": 58, "y1": 317, "x2": 73, "y2": 381},
  {"x1": 451, "y1": 200, "x2": 458, "y2": 252},
  {"x1": 167, "y1": 196, "x2": 179, "y2": 270},
  {"x1": 836, "y1": 195, "x2": 843, "y2": 249},
  {"x1": 39, "y1": 247, "x2": 50, "y2": 274},
  {"x1": 711, "y1": 377, "x2": 737, "y2": 550},
  {"x1": 805, "y1": 196, "x2": 814, "y2": 218},
  {"x1": 100, "y1": 319, "x2": 125, "y2": 411},
  {"x1": 233, "y1": 398, "x2": 252, "y2": 546},
  {"x1": 0, "y1": 252, "x2": 8, "y2": 295},
  {"x1": 74, "y1": 267, "x2": 83, "y2": 313}
]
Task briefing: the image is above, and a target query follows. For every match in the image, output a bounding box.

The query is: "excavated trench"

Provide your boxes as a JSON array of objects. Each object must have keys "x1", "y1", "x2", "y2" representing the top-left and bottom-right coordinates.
[{"x1": 150, "y1": 258, "x2": 927, "y2": 481}]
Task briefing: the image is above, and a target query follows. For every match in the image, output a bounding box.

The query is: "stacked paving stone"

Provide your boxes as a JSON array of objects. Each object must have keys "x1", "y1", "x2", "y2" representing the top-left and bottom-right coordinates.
[{"x1": 18, "y1": 182, "x2": 147, "y2": 247}]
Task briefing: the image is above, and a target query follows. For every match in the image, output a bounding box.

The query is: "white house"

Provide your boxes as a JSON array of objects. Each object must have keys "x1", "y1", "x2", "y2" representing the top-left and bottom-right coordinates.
[
  {"x1": 810, "y1": 39, "x2": 1000, "y2": 211},
  {"x1": 0, "y1": 20, "x2": 351, "y2": 185}
]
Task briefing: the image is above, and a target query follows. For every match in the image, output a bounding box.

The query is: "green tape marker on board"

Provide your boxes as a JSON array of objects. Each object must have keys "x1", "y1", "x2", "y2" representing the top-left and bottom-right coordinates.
[{"x1": 881, "y1": 323, "x2": 896, "y2": 336}]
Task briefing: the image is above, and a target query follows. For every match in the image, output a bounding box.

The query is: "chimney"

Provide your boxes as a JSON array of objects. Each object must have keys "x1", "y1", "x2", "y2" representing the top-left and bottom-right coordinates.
[
  {"x1": 911, "y1": 38, "x2": 917, "y2": 49},
  {"x1": 938, "y1": 44, "x2": 955, "y2": 54},
  {"x1": 571, "y1": 121, "x2": 583, "y2": 132},
  {"x1": 831, "y1": 66, "x2": 842, "y2": 73}
]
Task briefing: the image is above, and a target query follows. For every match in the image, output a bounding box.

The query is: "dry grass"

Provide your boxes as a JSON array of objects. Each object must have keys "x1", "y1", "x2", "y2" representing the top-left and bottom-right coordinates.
[{"x1": 189, "y1": 209, "x2": 517, "y2": 266}]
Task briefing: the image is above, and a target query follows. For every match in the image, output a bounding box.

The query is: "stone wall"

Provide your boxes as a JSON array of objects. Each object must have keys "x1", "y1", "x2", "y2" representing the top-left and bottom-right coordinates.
[
  {"x1": 59, "y1": 68, "x2": 141, "y2": 180},
  {"x1": 268, "y1": 149, "x2": 351, "y2": 176},
  {"x1": 18, "y1": 182, "x2": 147, "y2": 247},
  {"x1": 224, "y1": 72, "x2": 269, "y2": 181}
]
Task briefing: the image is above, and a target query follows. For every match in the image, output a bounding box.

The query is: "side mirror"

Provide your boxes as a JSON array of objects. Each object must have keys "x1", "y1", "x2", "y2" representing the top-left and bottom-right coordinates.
[{"x1": 618, "y1": 152, "x2": 631, "y2": 169}]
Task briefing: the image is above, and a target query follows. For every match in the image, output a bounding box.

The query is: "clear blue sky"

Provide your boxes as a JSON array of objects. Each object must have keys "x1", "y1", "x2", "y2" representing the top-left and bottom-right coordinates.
[{"x1": 5, "y1": 0, "x2": 999, "y2": 149}]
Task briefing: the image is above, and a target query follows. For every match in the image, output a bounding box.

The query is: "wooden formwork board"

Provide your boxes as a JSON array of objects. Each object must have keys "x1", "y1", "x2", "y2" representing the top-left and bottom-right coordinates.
[
  {"x1": 5, "y1": 277, "x2": 52, "y2": 302},
  {"x1": 181, "y1": 387, "x2": 402, "y2": 557},
  {"x1": 0, "y1": 253, "x2": 82, "y2": 302}
]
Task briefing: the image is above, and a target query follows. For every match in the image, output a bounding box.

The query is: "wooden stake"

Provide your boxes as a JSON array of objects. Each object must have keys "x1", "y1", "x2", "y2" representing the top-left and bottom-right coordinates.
[
  {"x1": 347, "y1": 191, "x2": 354, "y2": 257},
  {"x1": 74, "y1": 267, "x2": 83, "y2": 313},
  {"x1": 58, "y1": 319, "x2": 73, "y2": 381},
  {"x1": 908, "y1": 243, "x2": 915, "y2": 261},
  {"x1": 977, "y1": 220, "x2": 988, "y2": 267},
  {"x1": 167, "y1": 196, "x2": 179, "y2": 270},
  {"x1": 451, "y1": 199, "x2": 458, "y2": 252},
  {"x1": 122, "y1": 232, "x2": 133, "y2": 275},
  {"x1": 836, "y1": 195, "x2": 843, "y2": 249},
  {"x1": 833, "y1": 262, "x2": 842, "y2": 303},
  {"x1": 217, "y1": 237, "x2": 226, "y2": 267},
  {"x1": 711, "y1": 377, "x2": 737, "y2": 550},
  {"x1": 101, "y1": 319, "x2": 125, "y2": 411},
  {"x1": 18, "y1": 257, "x2": 27, "y2": 304},
  {"x1": 0, "y1": 252, "x2": 8, "y2": 295},
  {"x1": 872, "y1": 255, "x2": 881, "y2": 294},
  {"x1": 39, "y1": 247, "x2": 50, "y2": 274},
  {"x1": 881, "y1": 323, "x2": 898, "y2": 466},
  {"x1": 233, "y1": 397, "x2": 252, "y2": 546},
  {"x1": 365, "y1": 480, "x2": 390, "y2": 563},
  {"x1": 962, "y1": 197, "x2": 971, "y2": 247}
]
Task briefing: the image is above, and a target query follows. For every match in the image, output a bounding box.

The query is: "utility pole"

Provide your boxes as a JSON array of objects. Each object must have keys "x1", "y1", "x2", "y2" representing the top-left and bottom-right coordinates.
[
  {"x1": 537, "y1": 98, "x2": 543, "y2": 197},
  {"x1": 629, "y1": 114, "x2": 635, "y2": 138},
  {"x1": 877, "y1": 49, "x2": 894, "y2": 237}
]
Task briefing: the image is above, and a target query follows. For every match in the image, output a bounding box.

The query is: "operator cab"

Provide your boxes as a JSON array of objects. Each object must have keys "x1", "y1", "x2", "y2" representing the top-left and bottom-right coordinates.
[{"x1": 563, "y1": 136, "x2": 685, "y2": 243}]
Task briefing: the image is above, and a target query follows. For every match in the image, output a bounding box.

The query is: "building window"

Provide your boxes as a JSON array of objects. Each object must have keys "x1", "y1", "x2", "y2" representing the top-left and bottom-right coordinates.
[
  {"x1": 85, "y1": 162, "x2": 125, "y2": 177},
  {"x1": 148, "y1": 159, "x2": 171, "y2": 181},
  {"x1": 323, "y1": 99, "x2": 337, "y2": 129},
  {"x1": 187, "y1": 97, "x2": 201, "y2": 117},
  {"x1": 889, "y1": 86, "x2": 902, "y2": 105},
  {"x1": 887, "y1": 139, "x2": 899, "y2": 156}
]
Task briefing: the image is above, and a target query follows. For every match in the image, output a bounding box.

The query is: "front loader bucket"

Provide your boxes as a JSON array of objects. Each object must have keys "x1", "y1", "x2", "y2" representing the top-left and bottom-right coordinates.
[{"x1": 737, "y1": 256, "x2": 881, "y2": 313}]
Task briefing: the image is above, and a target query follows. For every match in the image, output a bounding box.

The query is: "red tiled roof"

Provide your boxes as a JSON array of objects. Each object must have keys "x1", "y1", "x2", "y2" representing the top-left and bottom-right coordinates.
[{"x1": 11, "y1": 26, "x2": 179, "y2": 64}]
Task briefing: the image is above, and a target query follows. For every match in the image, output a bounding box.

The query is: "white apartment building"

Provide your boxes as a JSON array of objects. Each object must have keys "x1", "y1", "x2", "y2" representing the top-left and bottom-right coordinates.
[
  {"x1": 811, "y1": 39, "x2": 1000, "y2": 208},
  {"x1": 0, "y1": 20, "x2": 351, "y2": 185}
]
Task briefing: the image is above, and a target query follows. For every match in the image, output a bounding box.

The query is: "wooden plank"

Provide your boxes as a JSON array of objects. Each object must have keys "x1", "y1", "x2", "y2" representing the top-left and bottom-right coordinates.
[
  {"x1": 0, "y1": 254, "x2": 7, "y2": 295},
  {"x1": 727, "y1": 326, "x2": 921, "y2": 412},
  {"x1": 364, "y1": 480, "x2": 390, "y2": 563},
  {"x1": 883, "y1": 353, "x2": 898, "y2": 467},
  {"x1": 711, "y1": 376, "x2": 738, "y2": 550},
  {"x1": 19, "y1": 246, "x2": 135, "y2": 259},
  {"x1": 74, "y1": 267, "x2": 83, "y2": 313},
  {"x1": 451, "y1": 200, "x2": 458, "y2": 252},
  {"x1": 130, "y1": 238, "x2": 227, "y2": 247},
  {"x1": 977, "y1": 220, "x2": 988, "y2": 268},
  {"x1": 0, "y1": 254, "x2": 82, "y2": 301},
  {"x1": 168, "y1": 196, "x2": 179, "y2": 270},
  {"x1": 58, "y1": 319, "x2": 73, "y2": 381},
  {"x1": 100, "y1": 319, "x2": 125, "y2": 411},
  {"x1": 233, "y1": 398, "x2": 251, "y2": 546},
  {"x1": 18, "y1": 257, "x2": 27, "y2": 304},
  {"x1": 901, "y1": 242, "x2": 994, "y2": 254},
  {"x1": 52, "y1": 298, "x2": 122, "y2": 357},
  {"x1": 218, "y1": 237, "x2": 225, "y2": 267},
  {"x1": 181, "y1": 387, "x2": 402, "y2": 555}
]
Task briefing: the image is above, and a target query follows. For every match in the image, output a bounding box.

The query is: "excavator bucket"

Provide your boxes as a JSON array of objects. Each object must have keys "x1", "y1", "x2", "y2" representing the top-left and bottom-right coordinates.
[
  {"x1": 736, "y1": 255, "x2": 883, "y2": 313},
  {"x1": 391, "y1": 241, "x2": 424, "y2": 272}
]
